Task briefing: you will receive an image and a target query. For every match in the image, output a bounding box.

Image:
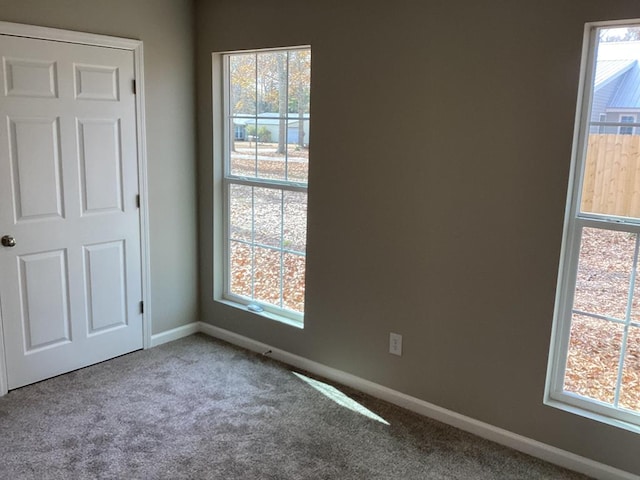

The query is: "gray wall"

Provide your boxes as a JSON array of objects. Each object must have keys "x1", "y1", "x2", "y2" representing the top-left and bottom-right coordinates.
[
  {"x1": 196, "y1": 0, "x2": 640, "y2": 474},
  {"x1": 0, "y1": 0, "x2": 199, "y2": 334}
]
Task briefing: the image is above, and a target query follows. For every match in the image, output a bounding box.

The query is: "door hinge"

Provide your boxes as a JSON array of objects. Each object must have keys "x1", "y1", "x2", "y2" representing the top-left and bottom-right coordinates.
[
  {"x1": 136, "y1": 194, "x2": 140, "y2": 208},
  {"x1": 140, "y1": 301, "x2": 144, "y2": 314},
  {"x1": 132, "y1": 79, "x2": 137, "y2": 94}
]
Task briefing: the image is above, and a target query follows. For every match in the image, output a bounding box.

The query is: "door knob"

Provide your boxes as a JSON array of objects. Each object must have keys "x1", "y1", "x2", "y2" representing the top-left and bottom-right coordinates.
[{"x1": 1, "y1": 235, "x2": 16, "y2": 247}]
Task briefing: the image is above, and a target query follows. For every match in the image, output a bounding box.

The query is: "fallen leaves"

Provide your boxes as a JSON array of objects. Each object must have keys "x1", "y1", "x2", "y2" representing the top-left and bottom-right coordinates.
[
  {"x1": 564, "y1": 228, "x2": 640, "y2": 411},
  {"x1": 230, "y1": 142, "x2": 309, "y2": 182},
  {"x1": 230, "y1": 243, "x2": 306, "y2": 312}
]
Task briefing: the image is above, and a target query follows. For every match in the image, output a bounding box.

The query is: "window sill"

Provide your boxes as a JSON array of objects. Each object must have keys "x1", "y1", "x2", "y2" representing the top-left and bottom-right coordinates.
[
  {"x1": 544, "y1": 396, "x2": 640, "y2": 435},
  {"x1": 216, "y1": 298, "x2": 304, "y2": 329}
]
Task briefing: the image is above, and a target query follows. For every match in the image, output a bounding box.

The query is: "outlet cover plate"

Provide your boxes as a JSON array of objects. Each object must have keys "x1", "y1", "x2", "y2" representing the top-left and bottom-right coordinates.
[{"x1": 389, "y1": 332, "x2": 402, "y2": 356}]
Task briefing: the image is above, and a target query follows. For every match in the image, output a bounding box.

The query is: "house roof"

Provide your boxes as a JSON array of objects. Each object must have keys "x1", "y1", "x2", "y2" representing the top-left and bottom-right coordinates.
[
  {"x1": 594, "y1": 59, "x2": 636, "y2": 89},
  {"x1": 594, "y1": 41, "x2": 640, "y2": 110},
  {"x1": 609, "y1": 63, "x2": 640, "y2": 108}
]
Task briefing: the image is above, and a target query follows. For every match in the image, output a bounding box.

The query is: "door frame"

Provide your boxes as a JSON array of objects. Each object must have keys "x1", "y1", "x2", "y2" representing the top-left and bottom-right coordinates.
[{"x1": 0, "y1": 21, "x2": 152, "y2": 396}]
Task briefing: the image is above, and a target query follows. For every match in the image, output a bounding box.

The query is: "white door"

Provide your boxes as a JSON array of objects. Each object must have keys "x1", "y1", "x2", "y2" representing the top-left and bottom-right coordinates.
[{"x1": 0, "y1": 34, "x2": 143, "y2": 389}]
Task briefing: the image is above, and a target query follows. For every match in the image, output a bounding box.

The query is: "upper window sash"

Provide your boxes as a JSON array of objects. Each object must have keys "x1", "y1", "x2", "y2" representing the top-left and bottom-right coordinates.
[
  {"x1": 572, "y1": 27, "x2": 640, "y2": 223},
  {"x1": 222, "y1": 49, "x2": 311, "y2": 187}
]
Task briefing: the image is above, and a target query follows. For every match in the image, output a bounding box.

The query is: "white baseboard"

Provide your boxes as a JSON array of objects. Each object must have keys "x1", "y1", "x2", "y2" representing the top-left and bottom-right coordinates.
[
  {"x1": 196, "y1": 321, "x2": 638, "y2": 480},
  {"x1": 150, "y1": 322, "x2": 200, "y2": 347}
]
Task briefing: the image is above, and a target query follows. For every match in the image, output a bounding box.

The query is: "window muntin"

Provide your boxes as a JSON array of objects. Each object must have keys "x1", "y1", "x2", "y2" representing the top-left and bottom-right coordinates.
[
  {"x1": 548, "y1": 22, "x2": 640, "y2": 429},
  {"x1": 223, "y1": 47, "x2": 311, "y2": 323}
]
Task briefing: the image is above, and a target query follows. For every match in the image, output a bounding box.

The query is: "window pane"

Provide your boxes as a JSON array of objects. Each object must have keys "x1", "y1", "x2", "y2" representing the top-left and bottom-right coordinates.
[
  {"x1": 257, "y1": 51, "x2": 287, "y2": 117},
  {"x1": 620, "y1": 326, "x2": 640, "y2": 412},
  {"x1": 230, "y1": 119, "x2": 256, "y2": 177},
  {"x1": 580, "y1": 133, "x2": 640, "y2": 217},
  {"x1": 283, "y1": 191, "x2": 307, "y2": 253},
  {"x1": 283, "y1": 252, "x2": 305, "y2": 312},
  {"x1": 230, "y1": 241, "x2": 252, "y2": 298},
  {"x1": 288, "y1": 49, "x2": 311, "y2": 117},
  {"x1": 564, "y1": 314, "x2": 624, "y2": 405},
  {"x1": 582, "y1": 32, "x2": 640, "y2": 218},
  {"x1": 254, "y1": 246, "x2": 282, "y2": 306},
  {"x1": 287, "y1": 49, "x2": 310, "y2": 182},
  {"x1": 631, "y1": 259, "x2": 640, "y2": 322},
  {"x1": 256, "y1": 120, "x2": 287, "y2": 181},
  {"x1": 229, "y1": 184, "x2": 252, "y2": 242},
  {"x1": 573, "y1": 227, "x2": 635, "y2": 320},
  {"x1": 287, "y1": 122, "x2": 309, "y2": 183},
  {"x1": 254, "y1": 187, "x2": 282, "y2": 248},
  {"x1": 230, "y1": 54, "x2": 256, "y2": 117}
]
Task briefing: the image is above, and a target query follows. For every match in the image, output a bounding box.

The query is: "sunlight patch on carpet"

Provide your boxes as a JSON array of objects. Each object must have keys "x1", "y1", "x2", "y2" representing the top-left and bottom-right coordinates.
[{"x1": 292, "y1": 372, "x2": 390, "y2": 425}]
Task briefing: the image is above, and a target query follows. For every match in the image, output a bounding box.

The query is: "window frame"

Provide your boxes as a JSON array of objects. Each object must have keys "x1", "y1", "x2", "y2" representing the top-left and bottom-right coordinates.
[
  {"x1": 212, "y1": 46, "x2": 311, "y2": 328},
  {"x1": 546, "y1": 19, "x2": 640, "y2": 433}
]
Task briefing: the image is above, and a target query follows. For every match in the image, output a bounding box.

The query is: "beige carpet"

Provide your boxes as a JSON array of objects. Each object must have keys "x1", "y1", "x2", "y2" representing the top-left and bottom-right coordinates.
[{"x1": 0, "y1": 334, "x2": 590, "y2": 479}]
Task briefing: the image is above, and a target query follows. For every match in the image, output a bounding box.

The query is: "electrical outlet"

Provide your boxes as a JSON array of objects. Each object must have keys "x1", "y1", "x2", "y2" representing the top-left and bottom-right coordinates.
[{"x1": 389, "y1": 332, "x2": 402, "y2": 356}]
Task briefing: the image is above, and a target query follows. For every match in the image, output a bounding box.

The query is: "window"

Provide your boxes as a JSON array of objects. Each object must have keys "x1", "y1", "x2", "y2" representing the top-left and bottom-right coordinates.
[
  {"x1": 218, "y1": 47, "x2": 311, "y2": 325},
  {"x1": 547, "y1": 23, "x2": 640, "y2": 430},
  {"x1": 234, "y1": 123, "x2": 245, "y2": 140},
  {"x1": 598, "y1": 113, "x2": 607, "y2": 133},
  {"x1": 619, "y1": 114, "x2": 636, "y2": 135}
]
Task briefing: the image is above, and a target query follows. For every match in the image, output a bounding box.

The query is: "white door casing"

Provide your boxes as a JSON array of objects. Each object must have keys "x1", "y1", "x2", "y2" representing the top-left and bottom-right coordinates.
[{"x1": 0, "y1": 23, "x2": 150, "y2": 394}]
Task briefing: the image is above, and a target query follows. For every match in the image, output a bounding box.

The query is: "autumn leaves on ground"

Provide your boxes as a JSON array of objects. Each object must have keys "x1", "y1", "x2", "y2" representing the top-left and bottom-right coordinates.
[{"x1": 565, "y1": 228, "x2": 640, "y2": 411}]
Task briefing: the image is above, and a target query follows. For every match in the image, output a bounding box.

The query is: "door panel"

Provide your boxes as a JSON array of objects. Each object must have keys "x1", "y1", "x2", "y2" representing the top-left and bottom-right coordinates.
[
  {"x1": 84, "y1": 240, "x2": 127, "y2": 334},
  {"x1": 0, "y1": 34, "x2": 143, "y2": 390},
  {"x1": 9, "y1": 116, "x2": 64, "y2": 220},
  {"x1": 18, "y1": 249, "x2": 71, "y2": 351},
  {"x1": 74, "y1": 64, "x2": 119, "y2": 101},
  {"x1": 3, "y1": 57, "x2": 57, "y2": 98},
  {"x1": 78, "y1": 119, "x2": 123, "y2": 214}
]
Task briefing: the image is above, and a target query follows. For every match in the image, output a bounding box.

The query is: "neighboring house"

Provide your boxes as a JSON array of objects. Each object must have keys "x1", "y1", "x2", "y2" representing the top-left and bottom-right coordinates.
[
  {"x1": 592, "y1": 41, "x2": 640, "y2": 134},
  {"x1": 233, "y1": 121, "x2": 246, "y2": 141},
  {"x1": 233, "y1": 113, "x2": 310, "y2": 145}
]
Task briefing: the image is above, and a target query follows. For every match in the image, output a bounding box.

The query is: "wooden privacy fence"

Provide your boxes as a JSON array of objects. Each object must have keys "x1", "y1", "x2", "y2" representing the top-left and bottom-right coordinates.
[{"x1": 581, "y1": 134, "x2": 640, "y2": 218}]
